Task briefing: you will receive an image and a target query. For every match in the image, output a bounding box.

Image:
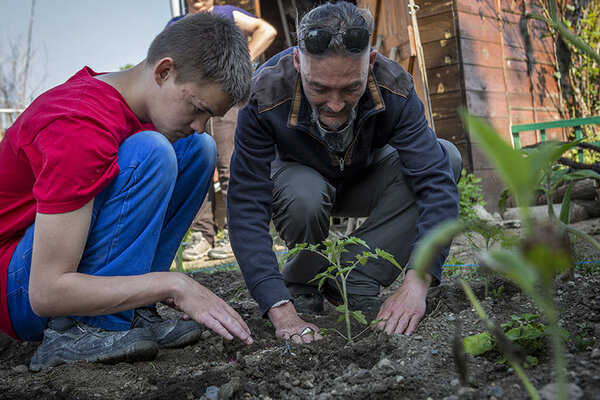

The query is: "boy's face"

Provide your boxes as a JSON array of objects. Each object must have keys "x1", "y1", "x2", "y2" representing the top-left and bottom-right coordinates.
[{"x1": 151, "y1": 74, "x2": 232, "y2": 143}]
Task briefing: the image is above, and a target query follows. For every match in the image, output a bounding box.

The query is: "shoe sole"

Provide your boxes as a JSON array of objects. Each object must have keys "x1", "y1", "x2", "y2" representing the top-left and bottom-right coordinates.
[{"x1": 29, "y1": 339, "x2": 158, "y2": 372}]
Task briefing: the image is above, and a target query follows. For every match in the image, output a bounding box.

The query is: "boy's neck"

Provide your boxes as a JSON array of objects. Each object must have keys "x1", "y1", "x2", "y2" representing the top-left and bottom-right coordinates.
[{"x1": 95, "y1": 61, "x2": 151, "y2": 123}]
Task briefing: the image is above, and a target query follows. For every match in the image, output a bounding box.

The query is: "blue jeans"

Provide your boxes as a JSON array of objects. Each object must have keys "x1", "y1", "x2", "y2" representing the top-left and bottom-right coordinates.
[{"x1": 6, "y1": 131, "x2": 216, "y2": 341}]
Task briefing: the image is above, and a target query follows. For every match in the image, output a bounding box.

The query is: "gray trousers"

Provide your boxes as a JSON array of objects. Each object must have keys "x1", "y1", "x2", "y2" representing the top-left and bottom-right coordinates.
[{"x1": 272, "y1": 139, "x2": 462, "y2": 296}]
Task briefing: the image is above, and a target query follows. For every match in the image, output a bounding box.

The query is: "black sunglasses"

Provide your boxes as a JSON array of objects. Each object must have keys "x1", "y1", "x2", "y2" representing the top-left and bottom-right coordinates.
[{"x1": 301, "y1": 27, "x2": 371, "y2": 55}]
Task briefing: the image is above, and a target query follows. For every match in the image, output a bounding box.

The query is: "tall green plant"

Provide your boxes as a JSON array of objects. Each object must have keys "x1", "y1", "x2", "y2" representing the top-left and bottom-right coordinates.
[
  {"x1": 287, "y1": 237, "x2": 402, "y2": 342},
  {"x1": 414, "y1": 113, "x2": 600, "y2": 400}
]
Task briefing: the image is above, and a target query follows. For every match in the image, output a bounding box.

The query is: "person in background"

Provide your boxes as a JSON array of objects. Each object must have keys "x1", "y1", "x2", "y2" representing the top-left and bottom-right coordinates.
[
  {"x1": 227, "y1": 1, "x2": 462, "y2": 343},
  {"x1": 0, "y1": 12, "x2": 254, "y2": 371},
  {"x1": 169, "y1": 0, "x2": 277, "y2": 261}
]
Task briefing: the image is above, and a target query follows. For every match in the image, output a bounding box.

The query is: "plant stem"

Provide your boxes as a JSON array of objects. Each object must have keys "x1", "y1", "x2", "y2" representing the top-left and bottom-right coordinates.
[
  {"x1": 341, "y1": 274, "x2": 352, "y2": 342},
  {"x1": 542, "y1": 283, "x2": 567, "y2": 400},
  {"x1": 460, "y1": 281, "x2": 540, "y2": 400}
]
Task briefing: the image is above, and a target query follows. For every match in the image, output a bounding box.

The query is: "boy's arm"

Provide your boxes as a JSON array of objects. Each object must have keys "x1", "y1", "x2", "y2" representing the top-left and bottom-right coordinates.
[{"x1": 28, "y1": 200, "x2": 252, "y2": 344}]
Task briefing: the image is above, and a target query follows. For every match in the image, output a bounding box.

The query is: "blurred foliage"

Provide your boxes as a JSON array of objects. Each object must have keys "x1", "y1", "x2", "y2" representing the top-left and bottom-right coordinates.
[{"x1": 457, "y1": 170, "x2": 486, "y2": 222}]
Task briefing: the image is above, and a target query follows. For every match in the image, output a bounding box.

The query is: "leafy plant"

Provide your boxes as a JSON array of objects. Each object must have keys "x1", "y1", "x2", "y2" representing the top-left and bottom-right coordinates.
[
  {"x1": 463, "y1": 313, "x2": 568, "y2": 369},
  {"x1": 457, "y1": 170, "x2": 486, "y2": 222},
  {"x1": 414, "y1": 113, "x2": 600, "y2": 400},
  {"x1": 287, "y1": 237, "x2": 402, "y2": 342},
  {"x1": 573, "y1": 322, "x2": 595, "y2": 351}
]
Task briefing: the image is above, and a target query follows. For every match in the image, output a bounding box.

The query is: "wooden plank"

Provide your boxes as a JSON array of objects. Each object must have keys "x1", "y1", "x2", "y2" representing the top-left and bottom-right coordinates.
[
  {"x1": 501, "y1": 18, "x2": 555, "y2": 52},
  {"x1": 415, "y1": 0, "x2": 454, "y2": 19},
  {"x1": 463, "y1": 65, "x2": 507, "y2": 92},
  {"x1": 430, "y1": 116, "x2": 467, "y2": 143},
  {"x1": 508, "y1": 92, "x2": 562, "y2": 110},
  {"x1": 458, "y1": 12, "x2": 502, "y2": 43},
  {"x1": 505, "y1": 62, "x2": 560, "y2": 95},
  {"x1": 430, "y1": 91, "x2": 462, "y2": 120},
  {"x1": 427, "y1": 65, "x2": 462, "y2": 94},
  {"x1": 418, "y1": 11, "x2": 455, "y2": 44},
  {"x1": 461, "y1": 38, "x2": 504, "y2": 68},
  {"x1": 466, "y1": 90, "x2": 509, "y2": 118},
  {"x1": 456, "y1": 0, "x2": 499, "y2": 18},
  {"x1": 422, "y1": 39, "x2": 458, "y2": 69}
]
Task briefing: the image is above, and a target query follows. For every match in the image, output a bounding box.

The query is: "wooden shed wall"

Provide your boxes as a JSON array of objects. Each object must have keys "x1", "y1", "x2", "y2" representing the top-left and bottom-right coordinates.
[{"x1": 415, "y1": 0, "x2": 564, "y2": 209}]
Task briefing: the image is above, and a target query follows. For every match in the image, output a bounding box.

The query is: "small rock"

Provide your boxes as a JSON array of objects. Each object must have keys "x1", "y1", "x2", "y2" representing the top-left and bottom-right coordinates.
[
  {"x1": 448, "y1": 314, "x2": 456, "y2": 321},
  {"x1": 591, "y1": 348, "x2": 600, "y2": 359},
  {"x1": 450, "y1": 379, "x2": 460, "y2": 386},
  {"x1": 375, "y1": 358, "x2": 395, "y2": 371},
  {"x1": 540, "y1": 383, "x2": 583, "y2": 400},
  {"x1": 12, "y1": 364, "x2": 29, "y2": 374},
  {"x1": 61, "y1": 384, "x2": 72, "y2": 393},
  {"x1": 201, "y1": 330, "x2": 211, "y2": 340},
  {"x1": 205, "y1": 386, "x2": 219, "y2": 400},
  {"x1": 431, "y1": 349, "x2": 439, "y2": 355},
  {"x1": 219, "y1": 377, "x2": 241, "y2": 400},
  {"x1": 395, "y1": 376, "x2": 404, "y2": 383},
  {"x1": 484, "y1": 385, "x2": 504, "y2": 398}
]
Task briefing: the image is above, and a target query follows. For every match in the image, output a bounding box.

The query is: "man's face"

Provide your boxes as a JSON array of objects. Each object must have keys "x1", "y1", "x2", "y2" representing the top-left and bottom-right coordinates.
[
  {"x1": 150, "y1": 73, "x2": 232, "y2": 143},
  {"x1": 186, "y1": 0, "x2": 214, "y2": 14},
  {"x1": 294, "y1": 49, "x2": 374, "y2": 130}
]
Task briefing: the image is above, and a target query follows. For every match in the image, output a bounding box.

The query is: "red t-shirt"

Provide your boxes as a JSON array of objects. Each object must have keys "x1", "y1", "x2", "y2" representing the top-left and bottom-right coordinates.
[{"x1": 0, "y1": 67, "x2": 152, "y2": 338}]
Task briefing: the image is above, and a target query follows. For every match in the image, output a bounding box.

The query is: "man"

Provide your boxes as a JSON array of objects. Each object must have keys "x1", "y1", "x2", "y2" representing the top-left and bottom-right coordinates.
[
  {"x1": 227, "y1": 1, "x2": 462, "y2": 343},
  {"x1": 169, "y1": 0, "x2": 277, "y2": 261},
  {"x1": 0, "y1": 12, "x2": 254, "y2": 371}
]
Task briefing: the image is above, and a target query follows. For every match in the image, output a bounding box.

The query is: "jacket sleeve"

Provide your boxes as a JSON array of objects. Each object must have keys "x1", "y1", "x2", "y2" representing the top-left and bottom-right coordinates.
[
  {"x1": 227, "y1": 100, "x2": 292, "y2": 316},
  {"x1": 386, "y1": 88, "x2": 460, "y2": 284}
]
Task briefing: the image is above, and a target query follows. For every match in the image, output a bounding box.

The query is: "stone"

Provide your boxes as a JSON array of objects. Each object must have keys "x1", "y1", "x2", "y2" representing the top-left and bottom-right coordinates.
[{"x1": 539, "y1": 383, "x2": 583, "y2": 400}]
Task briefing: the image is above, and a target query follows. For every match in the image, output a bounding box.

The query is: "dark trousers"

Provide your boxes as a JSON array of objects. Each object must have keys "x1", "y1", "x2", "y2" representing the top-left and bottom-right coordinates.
[
  {"x1": 190, "y1": 106, "x2": 238, "y2": 245},
  {"x1": 272, "y1": 140, "x2": 462, "y2": 296}
]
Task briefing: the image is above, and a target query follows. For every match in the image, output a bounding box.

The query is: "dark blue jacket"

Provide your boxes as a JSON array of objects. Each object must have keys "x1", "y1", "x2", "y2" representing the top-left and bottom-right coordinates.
[{"x1": 228, "y1": 48, "x2": 459, "y2": 316}]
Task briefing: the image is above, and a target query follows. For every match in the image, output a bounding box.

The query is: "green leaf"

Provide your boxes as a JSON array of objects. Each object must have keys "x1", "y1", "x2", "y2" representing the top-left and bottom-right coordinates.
[
  {"x1": 375, "y1": 248, "x2": 403, "y2": 269},
  {"x1": 559, "y1": 182, "x2": 573, "y2": 224},
  {"x1": 463, "y1": 333, "x2": 494, "y2": 356},
  {"x1": 413, "y1": 219, "x2": 466, "y2": 280},
  {"x1": 335, "y1": 304, "x2": 347, "y2": 314},
  {"x1": 351, "y1": 310, "x2": 368, "y2": 325},
  {"x1": 524, "y1": 355, "x2": 538, "y2": 368},
  {"x1": 318, "y1": 328, "x2": 335, "y2": 337},
  {"x1": 463, "y1": 113, "x2": 536, "y2": 210}
]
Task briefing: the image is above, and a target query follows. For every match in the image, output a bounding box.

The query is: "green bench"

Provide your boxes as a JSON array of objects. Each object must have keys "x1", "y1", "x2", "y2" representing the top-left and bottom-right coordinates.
[{"x1": 511, "y1": 116, "x2": 600, "y2": 163}]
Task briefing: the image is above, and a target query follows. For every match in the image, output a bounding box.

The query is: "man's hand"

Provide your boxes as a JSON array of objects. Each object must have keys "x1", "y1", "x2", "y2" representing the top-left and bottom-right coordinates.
[
  {"x1": 374, "y1": 269, "x2": 432, "y2": 335},
  {"x1": 267, "y1": 302, "x2": 322, "y2": 343},
  {"x1": 170, "y1": 274, "x2": 254, "y2": 345}
]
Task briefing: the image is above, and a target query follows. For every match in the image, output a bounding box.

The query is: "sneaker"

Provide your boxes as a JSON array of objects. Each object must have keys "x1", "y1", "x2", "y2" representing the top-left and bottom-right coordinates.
[
  {"x1": 182, "y1": 232, "x2": 212, "y2": 261},
  {"x1": 29, "y1": 317, "x2": 158, "y2": 372},
  {"x1": 208, "y1": 232, "x2": 233, "y2": 260},
  {"x1": 131, "y1": 307, "x2": 203, "y2": 349},
  {"x1": 324, "y1": 287, "x2": 384, "y2": 312}
]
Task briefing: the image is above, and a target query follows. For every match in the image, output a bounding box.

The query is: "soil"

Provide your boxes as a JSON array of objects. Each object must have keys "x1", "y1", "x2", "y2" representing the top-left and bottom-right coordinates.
[{"x1": 1, "y1": 219, "x2": 600, "y2": 400}]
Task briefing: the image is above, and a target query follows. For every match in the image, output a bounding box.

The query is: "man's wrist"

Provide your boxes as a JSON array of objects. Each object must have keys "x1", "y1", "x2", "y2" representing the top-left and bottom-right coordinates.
[{"x1": 405, "y1": 269, "x2": 433, "y2": 288}]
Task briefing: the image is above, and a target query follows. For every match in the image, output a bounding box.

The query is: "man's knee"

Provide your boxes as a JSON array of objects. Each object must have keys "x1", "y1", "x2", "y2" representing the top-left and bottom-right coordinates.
[{"x1": 439, "y1": 139, "x2": 463, "y2": 182}]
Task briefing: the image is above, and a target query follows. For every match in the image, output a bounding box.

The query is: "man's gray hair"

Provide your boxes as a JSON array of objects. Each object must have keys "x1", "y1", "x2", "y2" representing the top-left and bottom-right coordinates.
[
  {"x1": 296, "y1": 1, "x2": 374, "y2": 57},
  {"x1": 147, "y1": 12, "x2": 252, "y2": 106}
]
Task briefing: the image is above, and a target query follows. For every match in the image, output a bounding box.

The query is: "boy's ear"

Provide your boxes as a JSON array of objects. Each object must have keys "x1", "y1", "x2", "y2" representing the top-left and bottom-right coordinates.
[{"x1": 153, "y1": 57, "x2": 175, "y2": 86}]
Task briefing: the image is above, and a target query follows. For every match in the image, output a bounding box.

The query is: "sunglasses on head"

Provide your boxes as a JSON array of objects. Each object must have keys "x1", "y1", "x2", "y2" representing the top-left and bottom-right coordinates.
[{"x1": 301, "y1": 27, "x2": 371, "y2": 55}]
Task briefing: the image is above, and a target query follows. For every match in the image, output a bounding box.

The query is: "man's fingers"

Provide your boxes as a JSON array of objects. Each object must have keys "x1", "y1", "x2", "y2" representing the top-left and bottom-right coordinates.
[
  {"x1": 213, "y1": 308, "x2": 254, "y2": 345},
  {"x1": 199, "y1": 314, "x2": 235, "y2": 341},
  {"x1": 404, "y1": 314, "x2": 421, "y2": 336}
]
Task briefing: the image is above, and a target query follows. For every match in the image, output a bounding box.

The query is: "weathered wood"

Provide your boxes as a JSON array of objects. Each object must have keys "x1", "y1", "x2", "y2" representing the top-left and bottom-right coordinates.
[
  {"x1": 427, "y1": 65, "x2": 461, "y2": 94},
  {"x1": 458, "y1": 12, "x2": 502, "y2": 43},
  {"x1": 430, "y1": 91, "x2": 462, "y2": 120},
  {"x1": 422, "y1": 39, "x2": 458, "y2": 69},
  {"x1": 415, "y1": 0, "x2": 453, "y2": 19},
  {"x1": 418, "y1": 11, "x2": 455, "y2": 44}
]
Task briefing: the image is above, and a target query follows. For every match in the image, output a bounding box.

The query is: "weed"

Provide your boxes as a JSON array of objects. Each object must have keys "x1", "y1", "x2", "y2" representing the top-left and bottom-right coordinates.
[
  {"x1": 287, "y1": 237, "x2": 402, "y2": 342},
  {"x1": 458, "y1": 170, "x2": 486, "y2": 222},
  {"x1": 574, "y1": 322, "x2": 595, "y2": 351}
]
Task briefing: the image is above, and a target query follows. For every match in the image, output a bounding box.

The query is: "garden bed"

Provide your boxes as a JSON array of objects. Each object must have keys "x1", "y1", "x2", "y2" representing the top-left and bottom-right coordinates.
[{"x1": 0, "y1": 218, "x2": 599, "y2": 400}]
